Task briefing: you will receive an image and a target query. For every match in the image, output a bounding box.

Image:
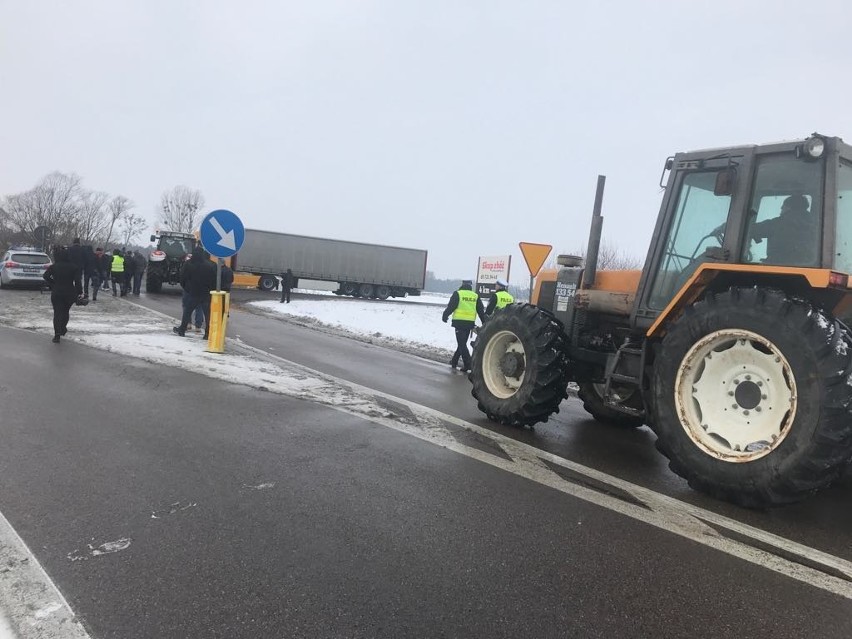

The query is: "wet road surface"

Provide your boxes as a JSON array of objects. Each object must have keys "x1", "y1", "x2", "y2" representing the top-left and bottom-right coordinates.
[{"x1": 0, "y1": 285, "x2": 850, "y2": 637}]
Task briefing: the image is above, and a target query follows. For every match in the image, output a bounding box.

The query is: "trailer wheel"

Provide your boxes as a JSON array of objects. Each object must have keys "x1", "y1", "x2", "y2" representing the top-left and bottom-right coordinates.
[
  {"x1": 652, "y1": 287, "x2": 852, "y2": 507},
  {"x1": 359, "y1": 283, "x2": 374, "y2": 298},
  {"x1": 470, "y1": 304, "x2": 570, "y2": 426},
  {"x1": 375, "y1": 285, "x2": 390, "y2": 300},
  {"x1": 146, "y1": 273, "x2": 162, "y2": 294},
  {"x1": 341, "y1": 282, "x2": 357, "y2": 296},
  {"x1": 577, "y1": 383, "x2": 644, "y2": 428},
  {"x1": 259, "y1": 275, "x2": 278, "y2": 292}
]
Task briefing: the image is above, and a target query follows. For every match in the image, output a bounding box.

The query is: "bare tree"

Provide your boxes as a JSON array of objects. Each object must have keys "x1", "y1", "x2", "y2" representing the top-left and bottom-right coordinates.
[
  {"x1": 159, "y1": 185, "x2": 204, "y2": 233},
  {"x1": 76, "y1": 190, "x2": 109, "y2": 244},
  {"x1": 553, "y1": 240, "x2": 643, "y2": 271},
  {"x1": 593, "y1": 240, "x2": 643, "y2": 271},
  {"x1": 103, "y1": 195, "x2": 134, "y2": 249},
  {"x1": 119, "y1": 213, "x2": 149, "y2": 247},
  {"x1": 3, "y1": 172, "x2": 84, "y2": 245}
]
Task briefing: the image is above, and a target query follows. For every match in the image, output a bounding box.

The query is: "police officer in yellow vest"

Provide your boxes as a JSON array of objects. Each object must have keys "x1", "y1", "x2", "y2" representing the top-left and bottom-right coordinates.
[
  {"x1": 442, "y1": 279, "x2": 486, "y2": 372},
  {"x1": 110, "y1": 248, "x2": 126, "y2": 297},
  {"x1": 484, "y1": 278, "x2": 513, "y2": 319}
]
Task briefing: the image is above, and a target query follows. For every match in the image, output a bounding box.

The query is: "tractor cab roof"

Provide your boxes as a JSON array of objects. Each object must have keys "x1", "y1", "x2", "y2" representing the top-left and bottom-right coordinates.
[{"x1": 673, "y1": 133, "x2": 851, "y2": 163}]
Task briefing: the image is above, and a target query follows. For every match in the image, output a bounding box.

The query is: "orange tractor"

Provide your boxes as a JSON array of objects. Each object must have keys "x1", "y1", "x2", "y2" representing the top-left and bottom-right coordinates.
[{"x1": 470, "y1": 134, "x2": 852, "y2": 507}]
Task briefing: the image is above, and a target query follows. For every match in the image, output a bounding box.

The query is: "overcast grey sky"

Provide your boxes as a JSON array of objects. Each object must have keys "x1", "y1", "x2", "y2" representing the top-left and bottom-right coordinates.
[{"x1": 2, "y1": 1, "x2": 851, "y2": 281}]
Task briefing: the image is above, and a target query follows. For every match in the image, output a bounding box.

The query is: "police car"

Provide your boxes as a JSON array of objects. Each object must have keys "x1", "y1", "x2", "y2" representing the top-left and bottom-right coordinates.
[{"x1": 0, "y1": 246, "x2": 52, "y2": 288}]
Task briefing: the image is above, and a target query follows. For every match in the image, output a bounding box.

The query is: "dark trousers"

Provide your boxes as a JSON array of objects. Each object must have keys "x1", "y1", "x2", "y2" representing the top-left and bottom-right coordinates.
[
  {"x1": 179, "y1": 294, "x2": 210, "y2": 335},
  {"x1": 101, "y1": 272, "x2": 109, "y2": 290},
  {"x1": 111, "y1": 272, "x2": 126, "y2": 296},
  {"x1": 124, "y1": 271, "x2": 133, "y2": 293},
  {"x1": 84, "y1": 272, "x2": 99, "y2": 298},
  {"x1": 280, "y1": 286, "x2": 291, "y2": 303},
  {"x1": 51, "y1": 293, "x2": 75, "y2": 337},
  {"x1": 181, "y1": 291, "x2": 205, "y2": 328},
  {"x1": 133, "y1": 272, "x2": 143, "y2": 295},
  {"x1": 450, "y1": 326, "x2": 473, "y2": 370}
]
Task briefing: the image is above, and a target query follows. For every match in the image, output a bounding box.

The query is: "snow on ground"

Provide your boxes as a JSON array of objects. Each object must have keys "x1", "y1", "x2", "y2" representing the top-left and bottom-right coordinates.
[
  {"x1": 249, "y1": 297, "x2": 455, "y2": 355},
  {"x1": 291, "y1": 285, "x2": 449, "y2": 306},
  {"x1": 0, "y1": 289, "x2": 434, "y2": 423}
]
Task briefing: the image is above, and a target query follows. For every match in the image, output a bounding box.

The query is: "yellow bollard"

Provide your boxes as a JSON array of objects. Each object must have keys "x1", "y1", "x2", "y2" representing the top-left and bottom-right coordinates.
[{"x1": 207, "y1": 291, "x2": 230, "y2": 353}]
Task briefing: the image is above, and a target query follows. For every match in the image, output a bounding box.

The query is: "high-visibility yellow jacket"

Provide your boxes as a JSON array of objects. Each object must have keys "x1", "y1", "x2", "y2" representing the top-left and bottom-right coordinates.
[
  {"x1": 494, "y1": 290, "x2": 514, "y2": 309},
  {"x1": 111, "y1": 255, "x2": 125, "y2": 273},
  {"x1": 453, "y1": 290, "x2": 479, "y2": 322}
]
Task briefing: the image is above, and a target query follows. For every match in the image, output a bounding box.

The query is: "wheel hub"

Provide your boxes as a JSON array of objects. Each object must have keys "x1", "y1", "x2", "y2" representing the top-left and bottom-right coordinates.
[
  {"x1": 482, "y1": 330, "x2": 527, "y2": 399},
  {"x1": 499, "y1": 352, "x2": 525, "y2": 378},
  {"x1": 734, "y1": 379, "x2": 762, "y2": 410}
]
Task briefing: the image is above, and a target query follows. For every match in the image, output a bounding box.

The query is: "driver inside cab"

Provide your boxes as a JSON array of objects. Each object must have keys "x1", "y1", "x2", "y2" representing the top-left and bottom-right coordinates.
[{"x1": 747, "y1": 194, "x2": 819, "y2": 266}]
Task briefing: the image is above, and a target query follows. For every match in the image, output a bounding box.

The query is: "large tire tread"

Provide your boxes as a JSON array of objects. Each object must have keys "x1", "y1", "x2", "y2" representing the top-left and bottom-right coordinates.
[
  {"x1": 577, "y1": 383, "x2": 644, "y2": 429},
  {"x1": 470, "y1": 303, "x2": 570, "y2": 427},
  {"x1": 652, "y1": 286, "x2": 852, "y2": 507}
]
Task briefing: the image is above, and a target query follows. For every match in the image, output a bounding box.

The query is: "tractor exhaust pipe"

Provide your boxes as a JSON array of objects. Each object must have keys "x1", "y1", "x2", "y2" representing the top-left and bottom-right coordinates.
[{"x1": 582, "y1": 175, "x2": 606, "y2": 289}]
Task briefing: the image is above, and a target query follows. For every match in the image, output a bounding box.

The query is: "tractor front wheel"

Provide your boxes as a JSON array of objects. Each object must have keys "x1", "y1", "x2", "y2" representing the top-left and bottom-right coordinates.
[
  {"x1": 651, "y1": 287, "x2": 852, "y2": 507},
  {"x1": 470, "y1": 304, "x2": 570, "y2": 426}
]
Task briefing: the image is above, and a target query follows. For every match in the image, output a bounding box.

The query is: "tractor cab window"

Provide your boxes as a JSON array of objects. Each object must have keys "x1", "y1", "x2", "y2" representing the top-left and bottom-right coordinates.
[
  {"x1": 742, "y1": 155, "x2": 823, "y2": 267},
  {"x1": 647, "y1": 170, "x2": 732, "y2": 310},
  {"x1": 159, "y1": 237, "x2": 193, "y2": 258},
  {"x1": 834, "y1": 162, "x2": 852, "y2": 273}
]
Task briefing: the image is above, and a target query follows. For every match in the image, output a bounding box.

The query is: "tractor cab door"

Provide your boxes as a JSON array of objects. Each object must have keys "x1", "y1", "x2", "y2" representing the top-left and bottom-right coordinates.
[{"x1": 632, "y1": 154, "x2": 751, "y2": 329}]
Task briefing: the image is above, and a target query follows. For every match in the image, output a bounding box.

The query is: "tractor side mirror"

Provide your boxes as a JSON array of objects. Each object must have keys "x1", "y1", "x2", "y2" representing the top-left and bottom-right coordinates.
[
  {"x1": 714, "y1": 168, "x2": 736, "y2": 196},
  {"x1": 149, "y1": 234, "x2": 156, "y2": 243}
]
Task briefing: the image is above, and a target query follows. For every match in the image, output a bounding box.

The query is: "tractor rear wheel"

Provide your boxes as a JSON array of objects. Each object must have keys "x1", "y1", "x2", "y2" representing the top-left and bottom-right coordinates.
[
  {"x1": 577, "y1": 383, "x2": 644, "y2": 428},
  {"x1": 470, "y1": 304, "x2": 570, "y2": 426},
  {"x1": 146, "y1": 273, "x2": 162, "y2": 293},
  {"x1": 651, "y1": 287, "x2": 852, "y2": 507}
]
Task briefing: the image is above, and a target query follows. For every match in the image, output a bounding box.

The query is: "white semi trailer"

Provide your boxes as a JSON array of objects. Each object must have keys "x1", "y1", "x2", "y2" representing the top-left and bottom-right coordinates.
[{"x1": 231, "y1": 229, "x2": 428, "y2": 299}]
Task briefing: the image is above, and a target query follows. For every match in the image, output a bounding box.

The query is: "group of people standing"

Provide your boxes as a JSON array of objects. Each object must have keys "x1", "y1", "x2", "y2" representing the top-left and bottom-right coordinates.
[
  {"x1": 65, "y1": 238, "x2": 147, "y2": 300},
  {"x1": 442, "y1": 278, "x2": 513, "y2": 372}
]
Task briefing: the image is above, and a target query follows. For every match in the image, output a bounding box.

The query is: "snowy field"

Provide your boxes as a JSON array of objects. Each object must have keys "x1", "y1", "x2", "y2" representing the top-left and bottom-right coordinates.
[{"x1": 249, "y1": 295, "x2": 453, "y2": 353}]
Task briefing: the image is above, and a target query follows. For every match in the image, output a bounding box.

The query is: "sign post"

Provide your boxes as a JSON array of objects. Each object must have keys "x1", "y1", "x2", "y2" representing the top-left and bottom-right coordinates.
[
  {"x1": 199, "y1": 209, "x2": 245, "y2": 353},
  {"x1": 475, "y1": 255, "x2": 512, "y2": 298},
  {"x1": 518, "y1": 242, "x2": 553, "y2": 303}
]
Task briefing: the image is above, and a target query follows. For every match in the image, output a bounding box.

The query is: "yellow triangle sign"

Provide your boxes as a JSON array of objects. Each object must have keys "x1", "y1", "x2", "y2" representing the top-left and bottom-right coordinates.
[{"x1": 519, "y1": 242, "x2": 553, "y2": 277}]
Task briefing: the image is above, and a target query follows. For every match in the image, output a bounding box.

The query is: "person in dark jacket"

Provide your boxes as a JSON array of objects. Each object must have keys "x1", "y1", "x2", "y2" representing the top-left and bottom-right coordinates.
[
  {"x1": 173, "y1": 249, "x2": 217, "y2": 338},
  {"x1": 81, "y1": 245, "x2": 98, "y2": 300},
  {"x1": 221, "y1": 264, "x2": 234, "y2": 292},
  {"x1": 442, "y1": 279, "x2": 486, "y2": 372},
  {"x1": 94, "y1": 248, "x2": 109, "y2": 290},
  {"x1": 43, "y1": 247, "x2": 83, "y2": 343},
  {"x1": 133, "y1": 251, "x2": 146, "y2": 295},
  {"x1": 68, "y1": 238, "x2": 84, "y2": 273},
  {"x1": 279, "y1": 269, "x2": 294, "y2": 303},
  {"x1": 484, "y1": 279, "x2": 514, "y2": 319},
  {"x1": 124, "y1": 250, "x2": 136, "y2": 295}
]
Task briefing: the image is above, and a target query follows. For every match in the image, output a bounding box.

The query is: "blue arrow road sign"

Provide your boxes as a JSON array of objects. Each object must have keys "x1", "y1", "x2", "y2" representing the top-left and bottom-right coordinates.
[{"x1": 200, "y1": 209, "x2": 245, "y2": 258}]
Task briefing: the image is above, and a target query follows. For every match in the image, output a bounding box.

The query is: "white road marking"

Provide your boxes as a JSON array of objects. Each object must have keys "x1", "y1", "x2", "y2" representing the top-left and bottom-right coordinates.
[
  {"x1": 72, "y1": 301, "x2": 852, "y2": 598},
  {"x1": 234, "y1": 340, "x2": 852, "y2": 601},
  {"x1": 0, "y1": 509, "x2": 91, "y2": 638}
]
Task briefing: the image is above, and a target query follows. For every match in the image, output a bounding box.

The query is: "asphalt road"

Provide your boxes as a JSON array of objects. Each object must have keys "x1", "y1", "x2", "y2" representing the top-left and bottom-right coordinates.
[
  {"x1": 1, "y1": 285, "x2": 851, "y2": 637},
  {"x1": 137, "y1": 286, "x2": 852, "y2": 562}
]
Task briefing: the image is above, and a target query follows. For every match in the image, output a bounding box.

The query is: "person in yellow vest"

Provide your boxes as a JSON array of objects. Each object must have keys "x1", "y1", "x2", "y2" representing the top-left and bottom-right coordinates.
[
  {"x1": 442, "y1": 279, "x2": 486, "y2": 372},
  {"x1": 110, "y1": 248, "x2": 127, "y2": 297},
  {"x1": 484, "y1": 279, "x2": 514, "y2": 319}
]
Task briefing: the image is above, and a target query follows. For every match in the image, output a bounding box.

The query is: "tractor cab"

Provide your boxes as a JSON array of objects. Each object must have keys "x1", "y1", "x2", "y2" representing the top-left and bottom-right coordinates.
[{"x1": 635, "y1": 134, "x2": 852, "y2": 333}]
